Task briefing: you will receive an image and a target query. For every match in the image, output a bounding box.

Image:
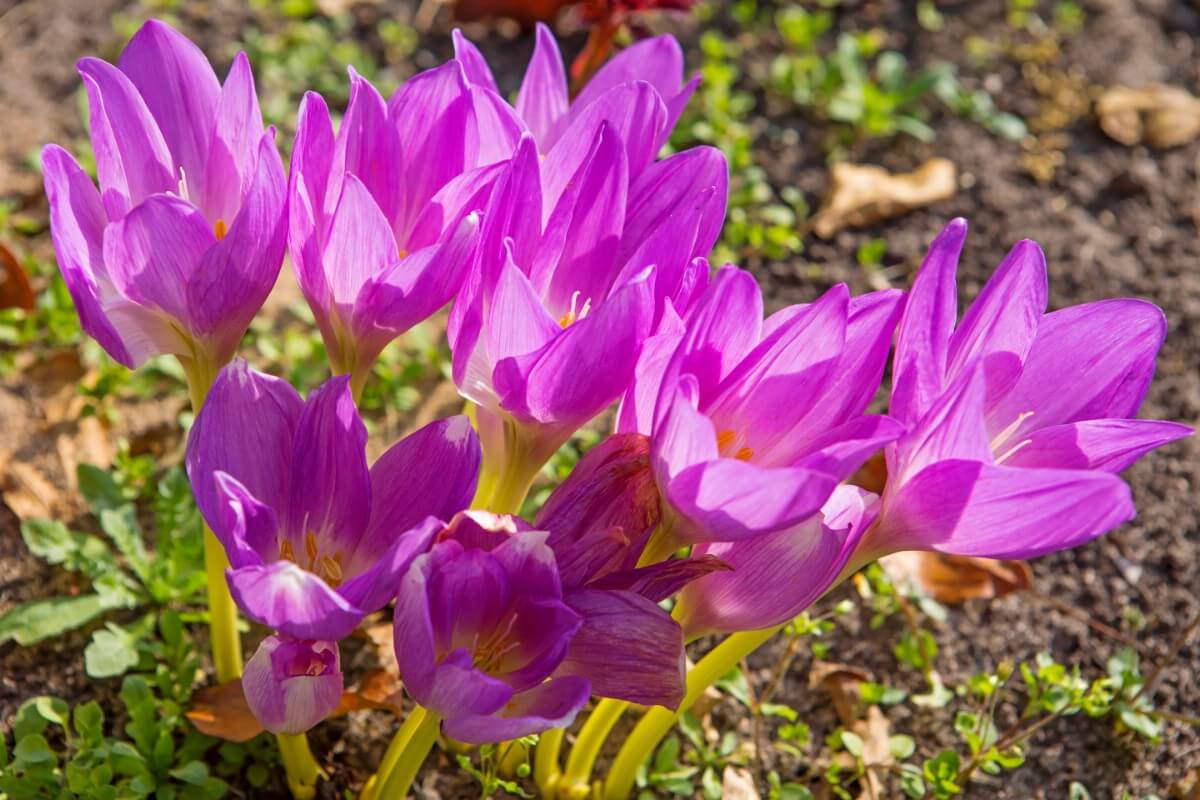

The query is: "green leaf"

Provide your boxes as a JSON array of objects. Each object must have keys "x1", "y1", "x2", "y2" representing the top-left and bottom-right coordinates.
[
  {"x1": 99, "y1": 505, "x2": 152, "y2": 585},
  {"x1": 74, "y1": 701, "x2": 105, "y2": 741},
  {"x1": 21, "y1": 518, "x2": 117, "y2": 580},
  {"x1": 168, "y1": 761, "x2": 210, "y2": 785},
  {"x1": 654, "y1": 735, "x2": 682, "y2": 773},
  {"x1": 0, "y1": 593, "x2": 122, "y2": 645},
  {"x1": 77, "y1": 463, "x2": 128, "y2": 512},
  {"x1": 840, "y1": 730, "x2": 864, "y2": 758},
  {"x1": 13, "y1": 734, "x2": 55, "y2": 765},
  {"x1": 889, "y1": 734, "x2": 916, "y2": 760},
  {"x1": 86, "y1": 624, "x2": 142, "y2": 678}
]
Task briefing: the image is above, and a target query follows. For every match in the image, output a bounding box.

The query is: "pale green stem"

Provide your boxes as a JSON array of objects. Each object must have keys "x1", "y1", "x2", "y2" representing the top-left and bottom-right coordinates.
[
  {"x1": 277, "y1": 733, "x2": 322, "y2": 800},
  {"x1": 360, "y1": 706, "x2": 430, "y2": 800},
  {"x1": 559, "y1": 698, "x2": 630, "y2": 800},
  {"x1": 534, "y1": 728, "x2": 566, "y2": 797},
  {"x1": 602, "y1": 625, "x2": 785, "y2": 800},
  {"x1": 374, "y1": 708, "x2": 442, "y2": 800}
]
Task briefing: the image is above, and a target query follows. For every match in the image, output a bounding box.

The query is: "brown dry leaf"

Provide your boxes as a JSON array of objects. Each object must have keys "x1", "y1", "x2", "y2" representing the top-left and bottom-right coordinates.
[
  {"x1": 1171, "y1": 768, "x2": 1200, "y2": 800},
  {"x1": 812, "y1": 662, "x2": 895, "y2": 800},
  {"x1": 186, "y1": 681, "x2": 264, "y2": 743},
  {"x1": 810, "y1": 159, "x2": 958, "y2": 239},
  {"x1": 1097, "y1": 85, "x2": 1200, "y2": 148},
  {"x1": 3, "y1": 461, "x2": 64, "y2": 519},
  {"x1": 880, "y1": 552, "x2": 1032, "y2": 604},
  {"x1": 808, "y1": 661, "x2": 870, "y2": 725},
  {"x1": 0, "y1": 241, "x2": 34, "y2": 311},
  {"x1": 722, "y1": 766, "x2": 761, "y2": 800}
]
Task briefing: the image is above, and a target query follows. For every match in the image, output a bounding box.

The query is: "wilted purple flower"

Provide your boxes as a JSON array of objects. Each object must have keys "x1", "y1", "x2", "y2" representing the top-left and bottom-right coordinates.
[
  {"x1": 452, "y1": 25, "x2": 697, "y2": 169},
  {"x1": 186, "y1": 361, "x2": 481, "y2": 641},
  {"x1": 624, "y1": 265, "x2": 905, "y2": 545},
  {"x1": 243, "y1": 636, "x2": 343, "y2": 734},
  {"x1": 392, "y1": 512, "x2": 590, "y2": 743},
  {"x1": 289, "y1": 63, "x2": 516, "y2": 392},
  {"x1": 450, "y1": 128, "x2": 726, "y2": 508},
  {"x1": 851, "y1": 219, "x2": 1192, "y2": 564},
  {"x1": 42, "y1": 19, "x2": 285, "y2": 372},
  {"x1": 535, "y1": 434, "x2": 726, "y2": 706}
]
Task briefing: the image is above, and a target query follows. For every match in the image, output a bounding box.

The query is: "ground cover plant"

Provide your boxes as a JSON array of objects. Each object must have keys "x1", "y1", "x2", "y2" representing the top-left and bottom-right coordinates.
[{"x1": 0, "y1": 1, "x2": 1197, "y2": 798}]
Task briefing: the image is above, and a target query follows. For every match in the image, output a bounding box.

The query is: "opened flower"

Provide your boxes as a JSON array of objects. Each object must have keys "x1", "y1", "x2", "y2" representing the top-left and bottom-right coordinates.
[
  {"x1": 451, "y1": 130, "x2": 726, "y2": 511},
  {"x1": 243, "y1": 636, "x2": 343, "y2": 735},
  {"x1": 392, "y1": 512, "x2": 590, "y2": 743},
  {"x1": 43, "y1": 19, "x2": 285, "y2": 376},
  {"x1": 289, "y1": 63, "x2": 513, "y2": 395},
  {"x1": 626, "y1": 265, "x2": 905, "y2": 546},
  {"x1": 186, "y1": 361, "x2": 481, "y2": 641},
  {"x1": 851, "y1": 219, "x2": 1192, "y2": 564}
]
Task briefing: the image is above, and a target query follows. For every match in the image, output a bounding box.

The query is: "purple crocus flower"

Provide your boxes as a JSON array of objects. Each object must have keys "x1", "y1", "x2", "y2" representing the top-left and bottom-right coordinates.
[
  {"x1": 186, "y1": 361, "x2": 481, "y2": 641},
  {"x1": 392, "y1": 512, "x2": 590, "y2": 743},
  {"x1": 452, "y1": 24, "x2": 697, "y2": 168},
  {"x1": 42, "y1": 19, "x2": 286, "y2": 373},
  {"x1": 624, "y1": 265, "x2": 906, "y2": 546},
  {"x1": 289, "y1": 63, "x2": 513, "y2": 393},
  {"x1": 243, "y1": 636, "x2": 343, "y2": 734},
  {"x1": 450, "y1": 127, "x2": 727, "y2": 507},
  {"x1": 535, "y1": 434, "x2": 727, "y2": 706},
  {"x1": 851, "y1": 218, "x2": 1192, "y2": 564}
]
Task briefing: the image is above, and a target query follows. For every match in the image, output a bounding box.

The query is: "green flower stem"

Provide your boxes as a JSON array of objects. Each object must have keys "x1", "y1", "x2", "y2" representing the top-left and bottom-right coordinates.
[
  {"x1": 374, "y1": 707, "x2": 442, "y2": 800},
  {"x1": 361, "y1": 706, "x2": 430, "y2": 800},
  {"x1": 533, "y1": 727, "x2": 565, "y2": 797},
  {"x1": 602, "y1": 625, "x2": 785, "y2": 800},
  {"x1": 277, "y1": 733, "x2": 322, "y2": 800},
  {"x1": 180, "y1": 355, "x2": 242, "y2": 684},
  {"x1": 559, "y1": 698, "x2": 630, "y2": 799}
]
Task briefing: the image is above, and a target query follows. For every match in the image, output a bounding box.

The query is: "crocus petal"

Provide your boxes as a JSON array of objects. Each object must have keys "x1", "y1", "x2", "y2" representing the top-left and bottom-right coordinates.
[
  {"x1": 210, "y1": 471, "x2": 278, "y2": 568},
  {"x1": 621, "y1": 147, "x2": 728, "y2": 270},
  {"x1": 442, "y1": 676, "x2": 589, "y2": 744},
  {"x1": 329, "y1": 69, "x2": 401, "y2": 227},
  {"x1": 337, "y1": 516, "x2": 442, "y2": 613},
  {"x1": 999, "y1": 419, "x2": 1193, "y2": 473},
  {"x1": 186, "y1": 359, "x2": 303, "y2": 529},
  {"x1": 891, "y1": 218, "x2": 966, "y2": 425},
  {"x1": 572, "y1": 34, "x2": 682, "y2": 121},
  {"x1": 188, "y1": 132, "x2": 287, "y2": 360},
  {"x1": 889, "y1": 362, "x2": 991, "y2": 485},
  {"x1": 676, "y1": 486, "x2": 873, "y2": 637},
  {"x1": 284, "y1": 376, "x2": 371, "y2": 556},
  {"x1": 77, "y1": 57, "x2": 176, "y2": 218},
  {"x1": 615, "y1": 307, "x2": 685, "y2": 436},
  {"x1": 452, "y1": 29, "x2": 500, "y2": 95},
  {"x1": 117, "y1": 19, "x2": 220, "y2": 198},
  {"x1": 792, "y1": 415, "x2": 906, "y2": 480},
  {"x1": 41, "y1": 145, "x2": 135, "y2": 367},
  {"x1": 946, "y1": 240, "x2": 1046, "y2": 401},
  {"x1": 589, "y1": 555, "x2": 731, "y2": 603},
  {"x1": 102, "y1": 193, "x2": 213, "y2": 326},
  {"x1": 651, "y1": 375, "x2": 719, "y2": 486},
  {"x1": 242, "y1": 637, "x2": 342, "y2": 735},
  {"x1": 324, "y1": 173, "x2": 401, "y2": 311},
  {"x1": 556, "y1": 589, "x2": 685, "y2": 707},
  {"x1": 200, "y1": 51, "x2": 265, "y2": 225},
  {"x1": 987, "y1": 299, "x2": 1168, "y2": 436},
  {"x1": 392, "y1": 553, "x2": 441, "y2": 704},
  {"x1": 227, "y1": 561, "x2": 365, "y2": 641},
  {"x1": 467, "y1": 86, "x2": 527, "y2": 168},
  {"x1": 500, "y1": 269, "x2": 654, "y2": 426},
  {"x1": 516, "y1": 23, "x2": 568, "y2": 146},
  {"x1": 407, "y1": 161, "x2": 504, "y2": 251},
  {"x1": 874, "y1": 460, "x2": 1134, "y2": 560},
  {"x1": 422, "y1": 648, "x2": 513, "y2": 720},
  {"x1": 357, "y1": 416, "x2": 480, "y2": 563},
  {"x1": 659, "y1": 74, "x2": 701, "y2": 152},
  {"x1": 666, "y1": 458, "x2": 839, "y2": 543},
  {"x1": 289, "y1": 94, "x2": 336, "y2": 328},
  {"x1": 486, "y1": 246, "x2": 561, "y2": 365},
  {"x1": 497, "y1": 596, "x2": 583, "y2": 692}
]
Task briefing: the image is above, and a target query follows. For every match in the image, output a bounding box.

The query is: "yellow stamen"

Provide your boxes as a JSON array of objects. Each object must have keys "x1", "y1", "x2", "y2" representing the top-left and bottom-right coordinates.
[
  {"x1": 278, "y1": 538, "x2": 295, "y2": 562},
  {"x1": 214, "y1": 219, "x2": 228, "y2": 240},
  {"x1": 716, "y1": 430, "x2": 754, "y2": 461},
  {"x1": 990, "y1": 411, "x2": 1035, "y2": 453},
  {"x1": 398, "y1": 248, "x2": 409, "y2": 260},
  {"x1": 558, "y1": 290, "x2": 592, "y2": 329},
  {"x1": 305, "y1": 531, "x2": 320, "y2": 564}
]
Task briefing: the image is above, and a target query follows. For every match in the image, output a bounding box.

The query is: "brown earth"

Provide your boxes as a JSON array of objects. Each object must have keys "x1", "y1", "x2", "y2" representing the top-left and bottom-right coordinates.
[{"x1": 0, "y1": 0, "x2": 1197, "y2": 798}]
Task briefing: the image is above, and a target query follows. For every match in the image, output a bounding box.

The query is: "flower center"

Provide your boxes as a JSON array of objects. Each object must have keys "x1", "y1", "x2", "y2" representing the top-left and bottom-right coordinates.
[
  {"x1": 558, "y1": 290, "x2": 593, "y2": 329},
  {"x1": 285, "y1": 652, "x2": 331, "y2": 678},
  {"x1": 214, "y1": 219, "x2": 228, "y2": 240},
  {"x1": 716, "y1": 429, "x2": 754, "y2": 462},
  {"x1": 278, "y1": 532, "x2": 345, "y2": 587},
  {"x1": 471, "y1": 611, "x2": 521, "y2": 674}
]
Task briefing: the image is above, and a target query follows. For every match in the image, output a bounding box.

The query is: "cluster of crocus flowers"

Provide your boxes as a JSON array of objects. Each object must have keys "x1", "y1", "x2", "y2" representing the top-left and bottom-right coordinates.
[{"x1": 43, "y1": 18, "x2": 1189, "y2": 800}]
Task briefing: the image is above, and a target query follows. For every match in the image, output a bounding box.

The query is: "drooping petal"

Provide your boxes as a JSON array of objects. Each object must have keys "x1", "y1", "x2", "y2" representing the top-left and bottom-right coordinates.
[
  {"x1": 452, "y1": 29, "x2": 500, "y2": 95},
  {"x1": 442, "y1": 676, "x2": 589, "y2": 744},
  {"x1": 41, "y1": 145, "x2": 135, "y2": 367},
  {"x1": 946, "y1": 239, "x2": 1046, "y2": 401},
  {"x1": 116, "y1": 19, "x2": 220, "y2": 198},
  {"x1": 200, "y1": 51, "x2": 265, "y2": 226},
  {"x1": 357, "y1": 416, "x2": 480, "y2": 564},
  {"x1": 891, "y1": 218, "x2": 966, "y2": 425},
  {"x1": 284, "y1": 376, "x2": 371, "y2": 556},
  {"x1": 337, "y1": 516, "x2": 441, "y2": 613},
  {"x1": 987, "y1": 299, "x2": 1168, "y2": 437},
  {"x1": 556, "y1": 589, "x2": 684, "y2": 707},
  {"x1": 999, "y1": 419, "x2": 1192, "y2": 473},
  {"x1": 421, "y1": 648, "x2": 513, "y2": 720},
  {"x1": 226, "y1": 561, "x2": 365, "y2": 641},
  {"x1": 516, "y1": 23, "x2": 568, "y2": 146},
  {"x1": 210, "y1": 471, "x2": 278, "y2": 569},
  {"x1": 186, "y1": 359, "x2": 303, "y2": 530},
  {"x1": 873, "y1": 460, "x2": 1135, "y2": 560},
  {"x1": 102, "y1": 193, "x2": 213, "y2": 326},
  {"x1": 242, "y1": 637, "x2": 342, "y2": 735},
  {"x1": 588, "y1": 555, "x2": 730, "y2": 603}
]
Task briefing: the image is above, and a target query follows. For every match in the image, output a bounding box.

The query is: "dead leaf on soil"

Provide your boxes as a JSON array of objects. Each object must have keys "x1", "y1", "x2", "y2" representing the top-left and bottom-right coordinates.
[
  {"x1": 0, "y1": 241, "x2": 34, "y2": 311},
  {"x1": 722, "y1": 766, "x2": 761, "y2": 800},
  {"x1": 810, "y1": 661, "x2": 894, "y2": 800},
  {"x1": 1170, "y1": 768, "x2": 1200, "y2": 800},
  {"x1": 1, "y1": 460, "x2": 65, "y2": 520},
  {"x1": 810, "y1": 159, "x2": 958, "y2": 239},
  {"x1": 1097, "y1": 85, "x2": 1200, "y2": 148},
  {"x1": 880, "y1": 552, "x2": 1032, "y2": 604},
  {"x1": 808, "y1": 661, "x2": 871, "y2": 724}
]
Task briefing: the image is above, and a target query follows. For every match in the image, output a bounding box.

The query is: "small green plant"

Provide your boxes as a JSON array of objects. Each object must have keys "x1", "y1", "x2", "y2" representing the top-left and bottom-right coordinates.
[{"x1": 454, "y1": 738, "x2": 538, "y2": 798}]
